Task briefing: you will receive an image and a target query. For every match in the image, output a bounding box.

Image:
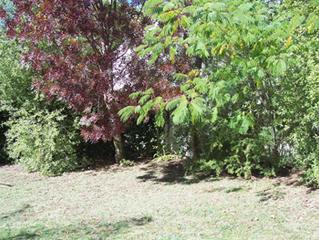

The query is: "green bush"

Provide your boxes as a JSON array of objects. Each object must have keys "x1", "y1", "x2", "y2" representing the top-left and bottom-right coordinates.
[
  {"x1": 189, "y1": 159, "x2": 223, "y2": 177},
  {"x1": 5, "y1": 107, "x2": 80, "y2": 176},
  {"x1": 119, "y1": 159, "x2": 135, "y2": 167},
  {"x1": 0, "y1": 33, "x2": 82, "y2": 175},
  {"x1": 303, "y1": 158, "x2": 319, "y2": 188}
]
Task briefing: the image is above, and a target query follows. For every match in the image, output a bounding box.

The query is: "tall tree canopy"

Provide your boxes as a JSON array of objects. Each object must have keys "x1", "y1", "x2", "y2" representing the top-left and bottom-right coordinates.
[
  {"x1": 1, "y1": 0, "x2": 152, "y2": 143},
  {"x1": 120, "y1": 0, "x2": 319, "y2": 181}
]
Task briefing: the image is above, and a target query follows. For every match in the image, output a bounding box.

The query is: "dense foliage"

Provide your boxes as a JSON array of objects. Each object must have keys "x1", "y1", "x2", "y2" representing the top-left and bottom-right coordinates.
[
  {"x1": 3, "y1": 0, "x2": 151, "y2": 142},
  {"x1": 0, "y1": 0, "x2": 180, "y2": 162},
  {"x1": 120, "y1": 0, "x2": 319, "y2": 185},
  {"x1": 283, "y1": 0, "x2": 319, "y2": 186},
  {"x1": 0, "y1": 32, "x2": 81, "y2": 175},
  {"x1": 6, "y1": 107, "x2": 80, "y2": 175},
  {"x1": 0, "y1": 0, "x2": 319, "y2": 186}
]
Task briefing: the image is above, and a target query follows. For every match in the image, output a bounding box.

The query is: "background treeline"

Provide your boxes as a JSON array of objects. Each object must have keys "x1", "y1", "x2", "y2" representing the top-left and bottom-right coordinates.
[{"x1": 0, "y1": 0, "x2": 318, "y2": 187}]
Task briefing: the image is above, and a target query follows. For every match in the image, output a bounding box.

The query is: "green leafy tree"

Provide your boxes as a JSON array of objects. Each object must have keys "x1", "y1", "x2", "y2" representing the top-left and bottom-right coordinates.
[
  {"x1": 120, "y1": 0, "x2": 319, "y2": 182},
  {"x1": 277, "y1": 0, "x2": 319, "y2": 186}
]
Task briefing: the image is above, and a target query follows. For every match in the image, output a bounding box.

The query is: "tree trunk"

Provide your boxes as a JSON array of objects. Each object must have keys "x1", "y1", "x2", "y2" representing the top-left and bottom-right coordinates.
[
  {"x1": 113, "y1": 134, "x2": 125, "y2": 163},
  {"x1": 190, "y1": 125, "x2": 201, "y2": 162},
  {"x1": 164, "y1": 112, "x2": 175, "y2": 153}
]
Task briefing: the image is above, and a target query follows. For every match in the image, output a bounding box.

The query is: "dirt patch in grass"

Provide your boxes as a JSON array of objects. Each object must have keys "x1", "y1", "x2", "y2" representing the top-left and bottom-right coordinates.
[{"x1": 0, "y1": 161, "x2": 319, "y2": 240}]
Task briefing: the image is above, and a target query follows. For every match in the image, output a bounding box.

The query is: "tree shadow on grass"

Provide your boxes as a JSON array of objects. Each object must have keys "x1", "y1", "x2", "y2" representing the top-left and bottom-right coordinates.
[
  {"x1": 205, "y1": 185, "x2": 252, "y2": 193},
  {"x1": 0, "y1": 204, "x2": 31, "y2": 221},
  {"x1": 137, "y1": 161, "x2": 220, "y2": 185},
  {"x1": 0, "y1": 183, "x2": 14, "y2": 187},
  {"x1": 256, "y1": 188, "x2": 286, "y2": 202},
  {"x1": 225, "y1": 186, "x2": 246, "y2": 193},
  {"x1": 0, "y1": 216, "x2": 153, "y2": 240},
  {"x1": 205, "y1": 187, "x2": 226, "y2": 193}
]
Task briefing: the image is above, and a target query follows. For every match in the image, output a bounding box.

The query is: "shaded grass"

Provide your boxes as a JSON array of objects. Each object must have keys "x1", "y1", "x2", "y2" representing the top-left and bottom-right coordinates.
[
  {"x1": 256, "y1": 188, "x2": 286, "y2": 202},
  {"x1": 225, "y1": 186, "x2": 246, "y2": 193},
  {"x1": 0, "y1": 204, "x2": 31, "y2": 221},
  {"x1": 0, "y1": 216, "x2": 152, "y2": 240}
]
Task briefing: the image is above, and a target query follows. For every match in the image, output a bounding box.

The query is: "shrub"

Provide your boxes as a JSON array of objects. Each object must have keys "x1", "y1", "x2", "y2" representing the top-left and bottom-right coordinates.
[
  {"x1": 0, "y1": 32, "x2": 82, "y2": 175},
  {"x1": 304, "y1": 160, "x2": 319, "y2": 187},
  {"x1": 119, "y1": 159, "x2": 135, "y2": 167},
  {"x1": 6, "y1": 107, "x2": 80, "y2": 176},
  {"x1": 189, "y1": 159, "x2": 223, "y2": 177}
]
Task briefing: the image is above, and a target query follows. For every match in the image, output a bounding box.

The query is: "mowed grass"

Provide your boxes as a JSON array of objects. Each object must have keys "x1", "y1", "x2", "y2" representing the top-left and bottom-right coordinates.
[{"x1": 0, "y1": 161, "x2": 318, "y2": 240}]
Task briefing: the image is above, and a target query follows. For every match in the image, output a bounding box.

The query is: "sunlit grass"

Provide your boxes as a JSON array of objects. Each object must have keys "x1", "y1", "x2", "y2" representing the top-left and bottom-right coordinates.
[{"x1": 0, "y1": 164, "x2": 318, "y2": 240}]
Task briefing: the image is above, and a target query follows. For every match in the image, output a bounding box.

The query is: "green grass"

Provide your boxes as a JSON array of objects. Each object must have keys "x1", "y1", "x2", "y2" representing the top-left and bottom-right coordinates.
[
  {"x1": 0, "y1": 163, "x2": 318, "y2": 240},
  {"x1": 0, "y1": 217, "x2": 152, "y2": 240}
]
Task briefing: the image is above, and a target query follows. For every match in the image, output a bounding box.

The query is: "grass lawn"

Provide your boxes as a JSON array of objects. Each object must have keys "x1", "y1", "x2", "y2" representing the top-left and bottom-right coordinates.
[{"x1": 0, "y1": 160, "x2": 318, "y2": 240}]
